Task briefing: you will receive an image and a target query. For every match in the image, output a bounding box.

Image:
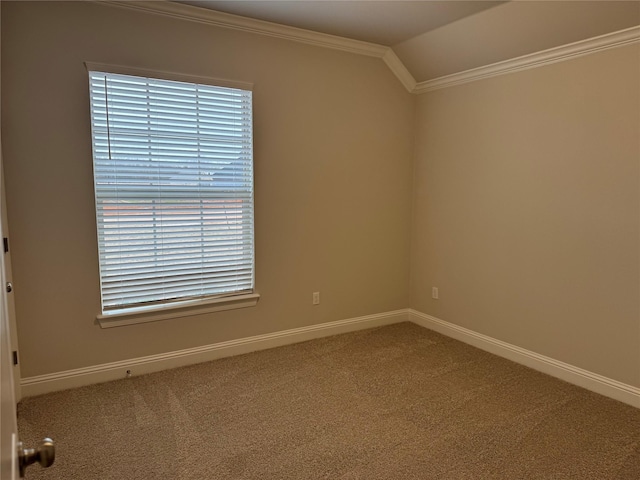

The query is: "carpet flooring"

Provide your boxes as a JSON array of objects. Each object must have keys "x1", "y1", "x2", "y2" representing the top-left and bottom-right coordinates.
[{"x1": 17, "y1": 322, "x2": 640, "y2": 479}]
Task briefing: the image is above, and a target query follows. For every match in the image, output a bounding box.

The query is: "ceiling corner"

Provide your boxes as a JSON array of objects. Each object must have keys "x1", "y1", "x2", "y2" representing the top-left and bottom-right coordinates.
[{"x1": 382, "y1": 49, "x2": 417, "y2": 93}]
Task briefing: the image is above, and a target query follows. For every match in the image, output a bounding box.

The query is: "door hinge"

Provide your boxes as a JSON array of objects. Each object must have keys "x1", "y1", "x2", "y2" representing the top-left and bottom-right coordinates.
[
  {"x1": 3, "y1": 237, "x2": 8, "y2": 253},
  {"x1": 12, "y1": 351, "x2": 18, "y2": 366}
]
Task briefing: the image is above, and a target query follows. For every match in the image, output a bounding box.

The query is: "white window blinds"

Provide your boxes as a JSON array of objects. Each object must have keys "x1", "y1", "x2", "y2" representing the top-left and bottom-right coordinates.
[{"x1": 88, "y1": 70, "x2": 254, "y2": 312}]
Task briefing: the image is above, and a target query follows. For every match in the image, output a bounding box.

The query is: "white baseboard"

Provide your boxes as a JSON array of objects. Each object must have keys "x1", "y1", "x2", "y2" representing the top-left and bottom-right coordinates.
[
  {"x1": 409, "y1": 309, "x2": 640, "y2": 408},
  {"x1": 22, "y1": 308, "x2": 640, "y2": 408},
  {"x1": 21, "y1": 309, "x2": 408, "y2": 397}
]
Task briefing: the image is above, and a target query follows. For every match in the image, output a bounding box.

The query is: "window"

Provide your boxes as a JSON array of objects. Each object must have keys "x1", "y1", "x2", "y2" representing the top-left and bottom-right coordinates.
[{"x1": 88, "y1": 67, "x2": 255, "y2": 320}]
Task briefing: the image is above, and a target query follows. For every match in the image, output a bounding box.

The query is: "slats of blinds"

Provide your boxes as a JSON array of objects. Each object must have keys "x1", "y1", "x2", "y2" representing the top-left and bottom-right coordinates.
[{"x1": 89, "y1": 71, "x2": 254, "y2": 310}]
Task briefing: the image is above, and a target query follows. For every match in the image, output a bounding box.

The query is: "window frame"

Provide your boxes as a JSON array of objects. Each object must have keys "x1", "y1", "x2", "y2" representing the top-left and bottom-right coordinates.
[{"x1": 85, "y1": 63, "x2": 259, "y2": 328}]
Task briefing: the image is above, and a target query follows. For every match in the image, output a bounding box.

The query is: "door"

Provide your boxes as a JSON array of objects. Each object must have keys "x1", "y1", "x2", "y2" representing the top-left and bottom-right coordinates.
[
  {"x1": 0, "y1": 4, "x2": 19, "y2": 475},
  {"x1": 2, "y1": 171, "x2": 22, "y2": 403},
  {"x1": 0, "y1": 141, "x2": 18, "y2": 479}
]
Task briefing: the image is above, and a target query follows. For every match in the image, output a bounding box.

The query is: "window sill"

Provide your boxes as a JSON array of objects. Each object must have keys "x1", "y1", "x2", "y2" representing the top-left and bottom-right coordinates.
[{"x1": 96, "y1": 293, "x2": 260, "y2": 329}]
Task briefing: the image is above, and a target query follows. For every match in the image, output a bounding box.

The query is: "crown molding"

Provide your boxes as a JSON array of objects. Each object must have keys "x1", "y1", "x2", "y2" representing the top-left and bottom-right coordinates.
[
  {"x1": 97, "y1": 1, "x2": 418, "y2": 92},
  {"x1": 98, "y1": 1, "x2": 388, "y2": 58},
  {"x1": 382, "y1": 49, "x2": 417, "y2": 93},
  {"x1": 95, "y1": 2, "x2": 639, "y2": 96},
  {"x1": 413, "y1": 25, "x2": 640, "y2": 94}
]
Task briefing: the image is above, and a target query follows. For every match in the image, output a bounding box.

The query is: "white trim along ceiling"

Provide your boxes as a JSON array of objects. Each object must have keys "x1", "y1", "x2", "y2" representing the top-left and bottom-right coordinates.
[{"x1": 100, "y1": 1, "x2": 640, "y2": 93}]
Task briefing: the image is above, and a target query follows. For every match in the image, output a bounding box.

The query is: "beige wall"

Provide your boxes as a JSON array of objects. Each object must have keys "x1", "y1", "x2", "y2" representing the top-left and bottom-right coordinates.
[
  {"x1": 2, "y1": 1, "x2": 639, "y2": 391},
  {"x1": 1, "y1": 2, "x2": 414, "y2": 377},
  {"x1": 410, "y1": 45, "x2": 640, "y2": 387}
]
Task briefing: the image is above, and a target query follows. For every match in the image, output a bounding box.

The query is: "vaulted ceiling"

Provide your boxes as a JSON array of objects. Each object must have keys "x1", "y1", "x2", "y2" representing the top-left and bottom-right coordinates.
[
  {"x1": 179, "y1": 1, "x2": 640, "y2": 82},
  {"x1": 181, "y1": 1, "x2": 506, "y2": 45}
]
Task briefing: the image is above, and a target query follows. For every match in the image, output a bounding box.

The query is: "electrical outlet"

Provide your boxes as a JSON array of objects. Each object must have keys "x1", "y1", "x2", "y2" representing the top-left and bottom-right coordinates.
[
  {"x1": 432, "y1": 287, "x2": 439, "y2": 299},
  {"x1": 312, "y1": 292, "x2": 320, "y2": 305}
]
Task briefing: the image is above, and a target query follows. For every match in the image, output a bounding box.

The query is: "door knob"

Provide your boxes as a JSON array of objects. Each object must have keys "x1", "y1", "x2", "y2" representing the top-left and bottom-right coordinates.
[{"x1": 17, "y1": 438, "x2": 55, "y2": 477}]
